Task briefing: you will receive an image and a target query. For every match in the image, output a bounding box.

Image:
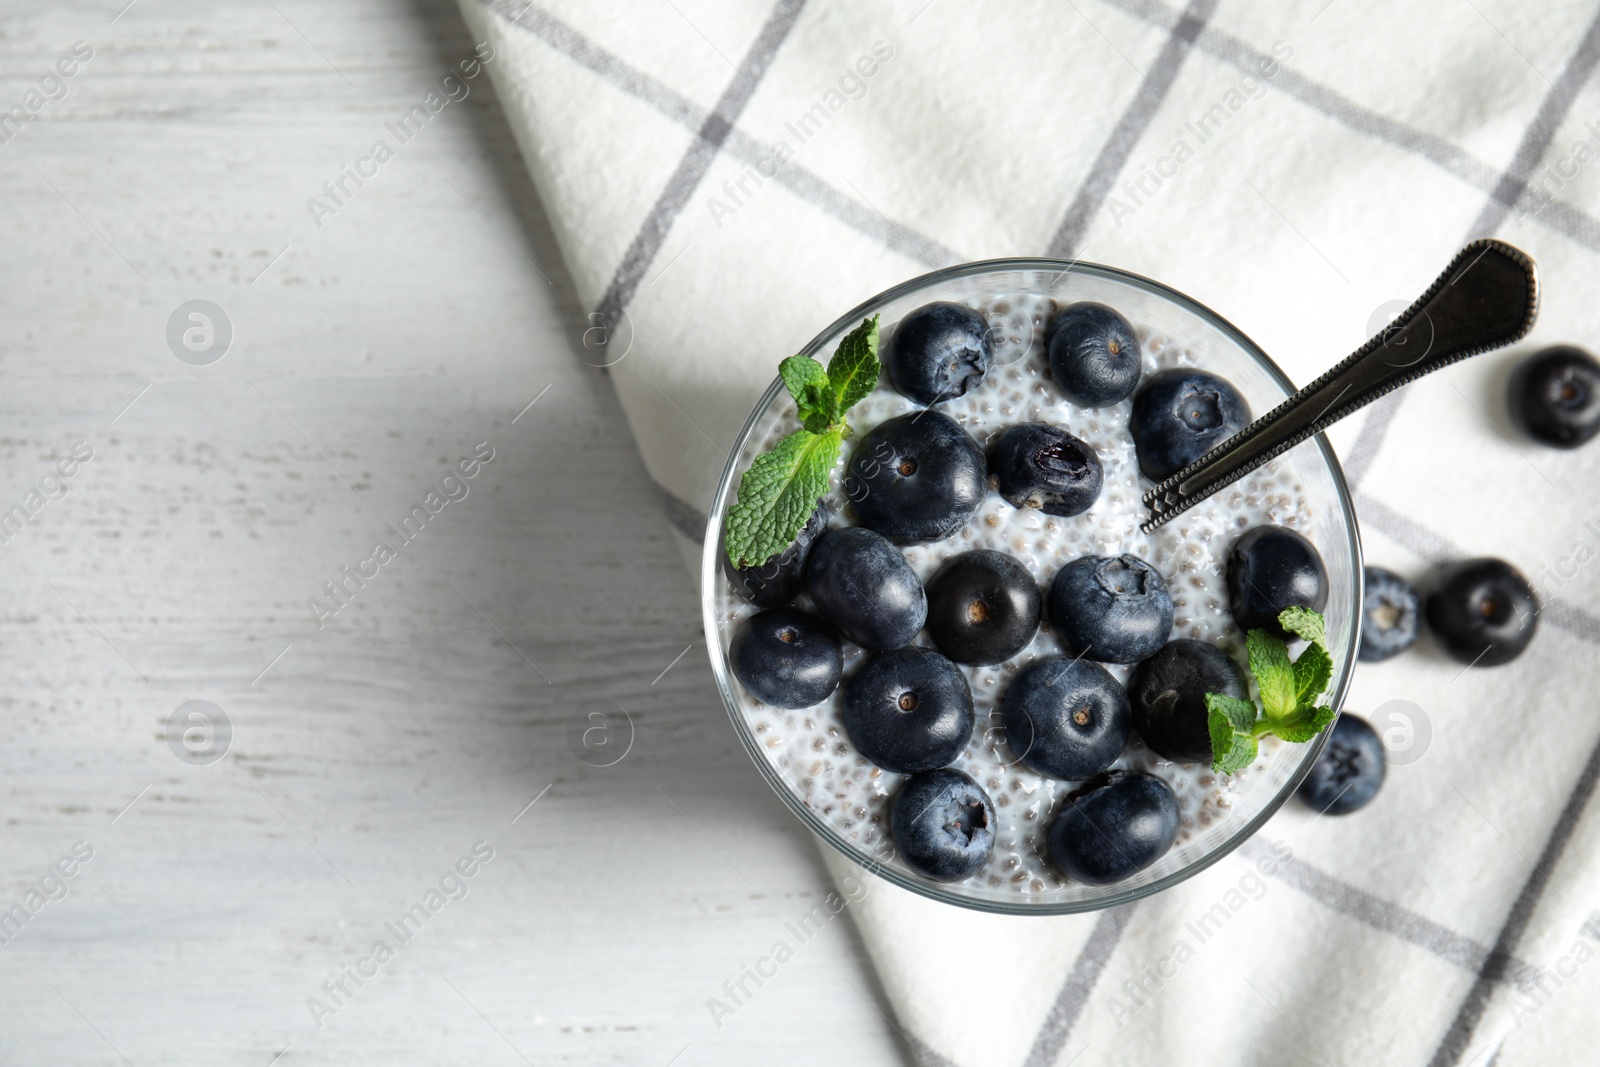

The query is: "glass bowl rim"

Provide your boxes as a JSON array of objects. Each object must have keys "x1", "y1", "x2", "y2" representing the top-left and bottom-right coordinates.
[{"x1": 699, "y1": 255, "x2": 1364, "y2": 915}]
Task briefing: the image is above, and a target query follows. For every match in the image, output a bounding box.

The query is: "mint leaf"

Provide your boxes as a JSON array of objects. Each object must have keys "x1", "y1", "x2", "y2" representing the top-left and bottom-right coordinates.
[
  {"x1": 724, "y1": 428, "x2": 842, "y2": 569},
  {"x1": 1292, "y1": 641, "x2": 1332, "y2": 708},
  {"x1": 780, "y1": 355, "x2": 834, "y2": 426},
  {"x1": 826, "y1": 316, "x2": 880, "y2": 416},
  {"x1": 1272, "y1": 704, "x2": 1337, "y2": 744},
  {"x1": 1279, "y1": 605, "x2": 1327, "y2": 647},
  {"x1": 1247, "y1": 629, "x2": 1296, "y2": 720},
  {"x1": 1209, "y1": 692, "x2": 1259, "y2": 732},
  {"x1": 1207, "y1": 609, "x2": 1338, "y2": 774},
  {"x1": 800, "y1": 410, "x2": 837, "y2": 435},
  {"x1": 1215, "y1": 733, "x2": 1259, "y2": 775},
  {"x1": 720, "y1": 317, "x2": 881, "y2": 574},
  {"x1": 1208, "y1": 694, "x2": 1261, "y2": 774}
]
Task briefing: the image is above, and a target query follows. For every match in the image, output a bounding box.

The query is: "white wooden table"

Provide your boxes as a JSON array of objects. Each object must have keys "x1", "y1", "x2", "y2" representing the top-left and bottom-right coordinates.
[{"x1": 0, "y1": 2, "x2": 905, "y2": 1063}]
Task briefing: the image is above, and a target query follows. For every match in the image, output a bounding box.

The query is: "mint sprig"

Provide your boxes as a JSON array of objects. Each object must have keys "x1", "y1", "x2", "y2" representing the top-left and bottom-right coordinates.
[
  {"x1": 779, "y1": 356, "x2": 834, "y2": 434},
  {"x1": 724, "y1": 316, "x2": 880, "y2": 570},
  {"x1": 825, "y1": 317, "x2": 881, "y2": 416},
  {"x1": 1206, "y1": 608, "x2": 1337, "y2": 774}
]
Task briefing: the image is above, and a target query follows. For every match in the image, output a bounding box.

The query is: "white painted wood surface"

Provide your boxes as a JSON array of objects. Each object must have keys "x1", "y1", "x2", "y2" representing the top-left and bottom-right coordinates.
[{"x1": 0, "y1": 2, "x2": 905, "y2": 1063}]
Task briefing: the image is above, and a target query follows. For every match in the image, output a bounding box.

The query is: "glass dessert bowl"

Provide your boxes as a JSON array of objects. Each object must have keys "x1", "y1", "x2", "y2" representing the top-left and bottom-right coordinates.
[{"x1": 702, "y1": 258, "x2": 1362, "y2": 914}]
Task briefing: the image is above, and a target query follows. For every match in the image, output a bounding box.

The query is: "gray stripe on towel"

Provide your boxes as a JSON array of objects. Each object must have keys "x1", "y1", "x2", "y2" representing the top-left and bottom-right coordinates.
[
  {"x1": 480, "y1": 0, "x2": 960, "y2": 268},
  {"x1": 1023, "y1": 904, "x2": 1140, "y2": 1067},
  {"x1": 480, "y1": 0, "x2": 959, "y2": 272},
  {"x1": 1238, "y1": 838, "x2": 1544, "y2": 990},
  {"x1": 1098, "y1": 0, "x2": 1600, "y2": 255},
  {"x1": 589, "y1": 0, "x2": 810, "y2": 327},
  {"x1": 1046, "y1": 0, "x2": 1220, "y2": 259},
  {"x1": 1428, "y1": 732, "x2": 1600, "y2": 1067},
  {"x1": 1466, "y1": 14, "x2": 1600, "y2": 239}
]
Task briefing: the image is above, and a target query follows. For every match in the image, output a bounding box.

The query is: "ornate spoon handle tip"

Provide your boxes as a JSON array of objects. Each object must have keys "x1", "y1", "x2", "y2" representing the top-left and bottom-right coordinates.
[{"x1": 1141, "y1": 239, "x2": 1539, "y2": 532}]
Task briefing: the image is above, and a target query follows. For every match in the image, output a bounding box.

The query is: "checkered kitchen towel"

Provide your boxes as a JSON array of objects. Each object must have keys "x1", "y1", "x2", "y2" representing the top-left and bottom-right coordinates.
[{"x1": 457, "y1": 0, "x2": 1600, "y2": 1063}]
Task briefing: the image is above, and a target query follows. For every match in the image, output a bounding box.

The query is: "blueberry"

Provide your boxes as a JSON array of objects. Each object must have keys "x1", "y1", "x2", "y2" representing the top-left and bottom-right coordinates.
[
  {"x1": 1047, "y1": 555, "x2": 1173, "y2": 663},
  {"x1": 1128, "y1": 640, "x2": 1248, "y2": 764},
  {"x1": 1129, "y1": 369, "x2": 1252, "y2": 482},
  {"x1": 1047, "y1": 302, "x2": 1142, "y2": 407},
  {"x1": 845, "y1": 411, "x2": 986, "y2": 544},
  {"x1": 723, "y1": 502, "x2": 828, "y2": 608},
  {"x1": 987, "y1": 423, "x2": 1103, "y2": 517},
  {"x1": 883, "y1": 301, "x2": 994, "y2": 406},
  {"x1": 924, "y1": 550, "x2": 1041, "y2": 665},
  {"x1": 1226, "y1": 525, "x2": 1329, "y2": 640},
  {"x1": 1001, "y1": 657, "x2": 1130, "y2": 780},
  {"x1": 1359, "y1": 566, "x2": 1421, "y2": 663},
  {"x1": 1047, "y1": 771, "x2": 1180, "y2": 885},
  {"x1": 1298, "y1": 713, "x2": 1386, "y2": 815},
  {"x1": 1509, "y1": 345, "x2": 1600, "y2": 449},
  {"x1": 806, "y1": 527, "x2": 927, "y2": 650},
  {"x1": 730, "y1": 608, "x2": 843, "y2": 709},
  {"x1": 841, "y1": 647, "x2": 974, "y2": 773},
  {"x1": 891, "y1": 768, "x2": 995, "y2": 881},
  {"x1": 1425, "y1": 557, "x2": 1539, "y2": 667}
]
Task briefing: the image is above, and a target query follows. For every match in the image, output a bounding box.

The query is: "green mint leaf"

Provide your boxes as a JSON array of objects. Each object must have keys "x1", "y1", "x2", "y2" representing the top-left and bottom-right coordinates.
[
  {"x1": 801, "y1": 410, "x2": 838, "y2": 435},
  {"x1": 1207, "y1": 693, "x2": 1261, "y2": 774},
  {"x1": 1247, "y1": 629, "x2": 1296, "y2": 720},
  {"x1": 1270, "y1": 704, "x2": 1338, "y2": 744},
  {"x1": 1278, "y1": 605, "x2": 1327, "y2": 648},
  {"x1": 1216, "y1": 733, "x2": 1259, "y2": 775},
  {"x1": 724, "y1": 428, "x2": 842, "y2": 570},
  {"x1": 1209, "y1": 692, "x2": 1259, "y2": 731},
  {"x1": 1208, "y1": 611, "x2": 1338, "y2": 770},
  {"x1": 1207, "y1": 707, "x2": 1236, "y2": 770},
  {"x1": 722, "y1": 321, "x2": 881, "y2": 572},
  {"x1": 1292, "y1": 641, "x2": 1333, "y2": 708},
  {"x1": 780, "y1": 355, "x2": 835, "y2": 426},
  {"x1": 826, "y1": 315, "x2": 880, "y2": 417},
  {"x1": 1206, "y1": 695, "x2": 1260, "y2": 774}
]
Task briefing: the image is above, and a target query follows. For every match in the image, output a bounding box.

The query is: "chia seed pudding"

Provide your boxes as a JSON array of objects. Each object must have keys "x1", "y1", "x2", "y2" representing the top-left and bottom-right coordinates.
[{"x1": 709, "y1": 269, "x2": 1355, "y2": 909}]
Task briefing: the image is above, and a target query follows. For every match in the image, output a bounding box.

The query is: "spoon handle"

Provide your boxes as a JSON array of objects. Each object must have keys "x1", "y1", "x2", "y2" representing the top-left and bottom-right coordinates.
[{"x1": 1141, "y1": 238, "x2": 1539, "y2": 532}]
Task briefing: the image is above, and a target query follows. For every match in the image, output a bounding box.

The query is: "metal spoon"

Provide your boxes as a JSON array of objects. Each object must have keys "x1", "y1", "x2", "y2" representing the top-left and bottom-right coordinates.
[{"x1": 1141, "y1": 238, "x2": 1540, "y2": 532}]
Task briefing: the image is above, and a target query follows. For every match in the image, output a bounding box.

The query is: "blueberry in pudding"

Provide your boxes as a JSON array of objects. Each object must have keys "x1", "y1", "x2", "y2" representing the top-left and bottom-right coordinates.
[
  {"x1": 924, "y1": 549, "x2": 1041, "y2": 665},
  {"x1": 891, "y1": 768, "x2": 996, "y2": 881},
  {"x1": 1227, "y1": 525, "x2": 1330, "y2": 640},
  {"x1": 845, "y1": 410, "x2": 986, "y2": 544},
  {"x1": 1047, "y1": 301, "x2": 1142, "y2": 407},
  {"x1": 730, "y1": 607, "x2": 843, "y2": 708},
  {"x1": 1001, "y1": 656, "x2": 1131, "y2": 780},
  {"x1": 988, "y1": 423, "x2": 1103, "y2": 517},
  {"x1": 1128, "y1": 639, "x2": 1249, "y2": 764},
  {"x1": 1047, "y1": 554, "x2": 1173, "y2": 664},
  {"x1": 1047, "y1": 771, "x2": 1180, "y2": 885},
  {"x1": 1130, "y1": 368, "x2": 1251, "y2": 481},
  {"x1": 841, "y1": 646, "x2": 974, "y2": 773},
  {"x1": 883, "y1": 301, "x2": 994, "y2": 406},
  {"x1": 806, "y1": 527, "x2": 927, "y2": 650}
]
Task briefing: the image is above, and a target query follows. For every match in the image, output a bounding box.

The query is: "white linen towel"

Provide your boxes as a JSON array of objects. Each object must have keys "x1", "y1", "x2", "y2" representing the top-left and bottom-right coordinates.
[{"x1": 457, "y1": 0, "x2": 1600, "y2": 1062}]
